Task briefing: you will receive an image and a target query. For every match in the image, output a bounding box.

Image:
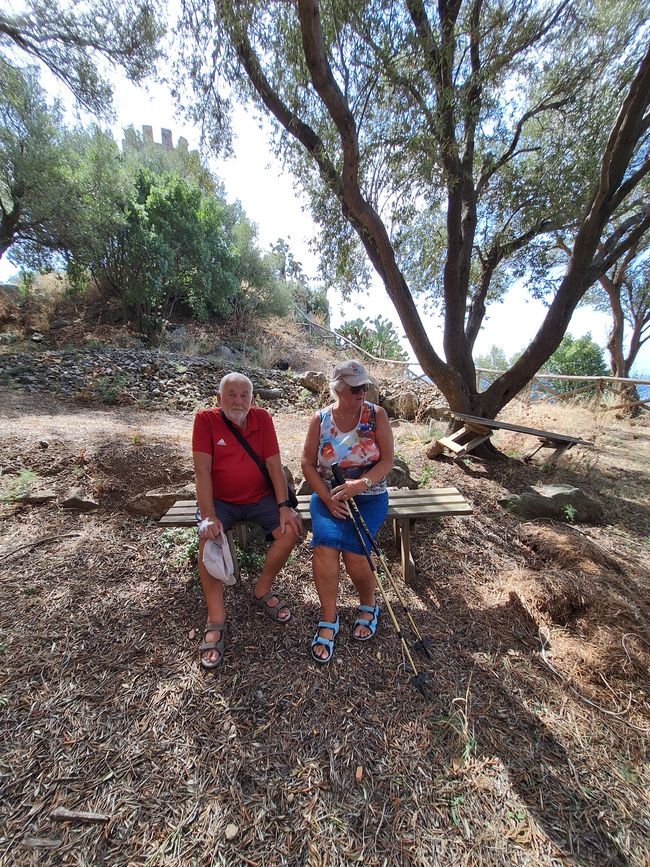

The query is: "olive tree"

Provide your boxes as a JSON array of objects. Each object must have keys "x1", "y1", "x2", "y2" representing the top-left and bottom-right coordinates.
[
  {"x1": 0, "y1": 0, "x2": 161, "y2": 115},
  {"x1": 173, "y1": 0, "x2": 650, "y2": 422}
]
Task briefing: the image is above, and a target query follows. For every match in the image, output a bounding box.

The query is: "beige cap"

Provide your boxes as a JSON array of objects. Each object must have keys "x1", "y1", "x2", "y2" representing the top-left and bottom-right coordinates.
[{"x1": 332, "y1": 360, "x2": 372, "y2": 386}]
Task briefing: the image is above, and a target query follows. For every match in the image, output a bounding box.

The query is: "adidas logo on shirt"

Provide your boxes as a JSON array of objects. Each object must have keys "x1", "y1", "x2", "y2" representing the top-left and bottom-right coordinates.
[{"x1": 216, "y1": 438, "x2": 227, "y2": 446}]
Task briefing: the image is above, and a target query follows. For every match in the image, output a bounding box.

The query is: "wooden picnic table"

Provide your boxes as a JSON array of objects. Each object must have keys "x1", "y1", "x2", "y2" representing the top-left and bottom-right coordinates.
[{"x1": 435, "y1": 412, "x2": 594, "y2": 465}]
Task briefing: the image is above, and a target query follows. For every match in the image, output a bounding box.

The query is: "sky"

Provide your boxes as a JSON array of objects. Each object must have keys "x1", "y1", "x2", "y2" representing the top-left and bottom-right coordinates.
[{"x1": 2, "y1": 49, "x2": 648, "y2": 376}]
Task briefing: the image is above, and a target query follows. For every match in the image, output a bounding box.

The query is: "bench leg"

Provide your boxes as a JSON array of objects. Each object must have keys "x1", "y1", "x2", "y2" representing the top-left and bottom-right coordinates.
[
  {"x1": 236, "y1": 524, "x2": 249, "y2": 550},
  {"x1": 396, "y1": 518, "x2": 415, "y2": 581},
  {"x1": 226, "y1": 530, "x2": 240, "y2": 581},
  {"x1": 545, "y1": 442, "x2": 571, "y2": 466},
  {"x1": 524, "y1": 439, "x2": 571, "y2": 466}
]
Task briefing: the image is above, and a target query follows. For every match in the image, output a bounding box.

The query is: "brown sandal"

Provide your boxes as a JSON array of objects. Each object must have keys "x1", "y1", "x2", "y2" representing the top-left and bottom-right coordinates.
[
  {"x1": 252, "y1": 589, "x2": 291, "y2": 623},
  {"x1": 199, "y1": 622, "x2": 226, "y2": 671}
]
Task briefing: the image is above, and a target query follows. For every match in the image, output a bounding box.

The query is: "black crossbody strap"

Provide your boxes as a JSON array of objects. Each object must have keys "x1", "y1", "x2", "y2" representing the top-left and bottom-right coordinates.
[{"x1": 219, "y1": 410, "x2": 273, "y2": 487}]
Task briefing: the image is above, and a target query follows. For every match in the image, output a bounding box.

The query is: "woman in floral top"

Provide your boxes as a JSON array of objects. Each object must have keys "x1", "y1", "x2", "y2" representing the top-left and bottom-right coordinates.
[{"x1": 301, "y1": 360, "x2": 394, "y2": 663}]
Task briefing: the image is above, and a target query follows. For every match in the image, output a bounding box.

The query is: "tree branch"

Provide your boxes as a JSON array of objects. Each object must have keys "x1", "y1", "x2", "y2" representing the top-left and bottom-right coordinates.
[
  {"x1": 477, "y1": 96, "x2": 570, "y2": 195},
  {"x1": 607, "y1": 153, "x2": 650, "y2": 213},
  {"x1": 587, "y1": 208, "x2": 650, "y2": 282}
]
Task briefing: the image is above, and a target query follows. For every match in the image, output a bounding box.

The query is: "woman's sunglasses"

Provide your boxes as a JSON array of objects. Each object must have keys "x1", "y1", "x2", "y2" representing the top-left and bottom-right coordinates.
[{"x1": 349, "y1": 384, "x2": 369, "y2": 394}]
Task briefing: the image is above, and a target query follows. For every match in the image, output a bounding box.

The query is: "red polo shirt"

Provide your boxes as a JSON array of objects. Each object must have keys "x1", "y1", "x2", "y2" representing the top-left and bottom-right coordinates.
[{"x1": 192, "y1": 406, "x2": 280, "y2": 504}]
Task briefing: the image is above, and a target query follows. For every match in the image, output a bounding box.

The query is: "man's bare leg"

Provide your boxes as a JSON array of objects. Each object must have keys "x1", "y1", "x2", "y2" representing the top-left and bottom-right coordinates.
[
  {"x1": 198, "y1": 536, "x2": 226, "y2": 664},
  {"x1": 252, "y1": 526, "x2": 299, "y2": 621}
]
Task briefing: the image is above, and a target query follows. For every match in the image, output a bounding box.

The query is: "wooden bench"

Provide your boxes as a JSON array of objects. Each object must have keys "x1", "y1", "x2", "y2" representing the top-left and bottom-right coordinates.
[
  {"x1": 159, "y1": 487, "x2": 472, "y2": 580},
  {"x1": 434, "y1": 412, "x2": 594, "y2": 465}
]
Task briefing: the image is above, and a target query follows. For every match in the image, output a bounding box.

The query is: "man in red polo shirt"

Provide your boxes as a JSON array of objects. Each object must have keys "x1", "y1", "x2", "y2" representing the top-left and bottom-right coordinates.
[{"x1": 192, "y1": 372, "x2": 302, "y2": 671}]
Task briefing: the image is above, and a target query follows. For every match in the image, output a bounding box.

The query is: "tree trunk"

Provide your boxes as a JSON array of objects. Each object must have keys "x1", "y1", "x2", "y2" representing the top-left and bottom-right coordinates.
[{"x1": 0, "y1": 204, "x2": 20, "y2": 260}]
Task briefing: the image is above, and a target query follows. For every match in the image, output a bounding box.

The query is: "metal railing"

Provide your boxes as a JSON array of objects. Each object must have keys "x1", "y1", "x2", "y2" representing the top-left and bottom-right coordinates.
[
  {"x1": 476, "y1": 369, "x2": 650, "y2": 412},
  {"x1": 292, "y1": 306, "x2": 650, "y2": 409}
]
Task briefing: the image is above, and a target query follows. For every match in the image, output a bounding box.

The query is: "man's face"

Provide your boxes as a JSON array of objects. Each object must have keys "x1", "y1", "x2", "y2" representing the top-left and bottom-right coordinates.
[{"x1": 219, "y1": 379, "x2": 253, "y2": 426}]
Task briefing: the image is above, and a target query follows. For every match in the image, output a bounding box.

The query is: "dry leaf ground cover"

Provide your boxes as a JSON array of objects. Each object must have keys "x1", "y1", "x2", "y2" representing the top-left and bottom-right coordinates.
[{"x1": 1, "y1": 386, "x2": 649, "y2": 866}]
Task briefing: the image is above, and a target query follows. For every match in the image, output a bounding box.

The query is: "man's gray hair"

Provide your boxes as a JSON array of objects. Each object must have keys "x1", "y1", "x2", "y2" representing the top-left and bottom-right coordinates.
[{"x1": 219, "y1": 372, "x2": 253, "y2": 394}]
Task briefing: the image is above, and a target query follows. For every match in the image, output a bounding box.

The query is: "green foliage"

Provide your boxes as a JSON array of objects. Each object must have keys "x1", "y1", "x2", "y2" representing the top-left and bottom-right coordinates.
[
  {"x1": 0, "y1": 0, "x2": 161, "y2": 116},
  {"x1": 94, "y1": 374, "x2": 129, "y2": 404},
  {"x1": 234, "y1": 540, "x2": 265, "y2": 575},
  {"x1": 545, "y1": 333, "x2": 608, "y2": 391},
  {"x1": 1, "y1": 63, "x2": 282, "y2": 339},
  {"x1": 0, "y1": 76, "x2": 130, "y2": 273},
  {"x1": 121, "y1": 126, "x2": 218, "y2": 195},
  {"x1": 582, "y1": 240, "x2": 650, "y2": 376},
  {"x1": 475, "y1": 346, "x2": 509, "y2": 371},
  {"x1": 271, "y1": 237, "x2": 331, "y2": 324},
  {"x1": 173, "y1": 0, "x2": 650, "y2": 419},
  {"x1": 0, "y1": 468, "x2": 38, "y2": 502},
  {"x1": 0, "y1": 62, "x2": 71, "y2": 263},
  {"x1": 419, "y1": 464, "x2": 434, "y2": 487},
  {"x1": 226, "y1": 219, "x2": 297, "y2": 328},
  {"x1": 71, "y1": 168, "x2": 239, "y2": 340},
  {"x1": 339, "y1": 316, "x2": 407, "y2": 360},
  {"x1": 159, "y1": 528, "x2": 198, "y2": 566},
  {"x1": 563, "y1": 504, "x2": 578, "y2": 523}
]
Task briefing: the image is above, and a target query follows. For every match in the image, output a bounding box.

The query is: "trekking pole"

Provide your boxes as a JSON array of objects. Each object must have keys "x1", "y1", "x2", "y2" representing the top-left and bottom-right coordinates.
[
  {"x1": 331, "y1": 463, "x2": 434, "y2": 660},
  {"x1": 331, "y1": 463, "x2": 430, "y2": 697}
]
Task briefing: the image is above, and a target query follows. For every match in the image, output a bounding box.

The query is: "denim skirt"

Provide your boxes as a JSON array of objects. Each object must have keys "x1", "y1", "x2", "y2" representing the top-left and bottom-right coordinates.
[{"x1": 309, "y1": 491, "x2": 389, "y2": 556}]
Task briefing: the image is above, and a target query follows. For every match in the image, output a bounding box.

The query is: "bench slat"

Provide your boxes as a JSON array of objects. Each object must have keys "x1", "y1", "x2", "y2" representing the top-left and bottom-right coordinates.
[
  {"x1": 449, "y1": 412, "x2": 594, "y2": 446},
  {"x1": 163, "y1": 488, "x2": 464, "y2": 512},
  {"x1": 159, "y1": 492, "x2": 473, "y2": 526}
]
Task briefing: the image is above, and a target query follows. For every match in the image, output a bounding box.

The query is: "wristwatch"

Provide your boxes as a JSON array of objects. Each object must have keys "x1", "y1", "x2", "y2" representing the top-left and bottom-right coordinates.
[
  {"x1": 277, "y1": 500, "x2": 292, "y2": 508},
  {"x1": 361, "y1": 476, "x2": 373, "y2": 489}
]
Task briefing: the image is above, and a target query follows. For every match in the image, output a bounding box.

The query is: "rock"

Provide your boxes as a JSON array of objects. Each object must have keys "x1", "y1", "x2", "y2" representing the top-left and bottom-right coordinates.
[
  {"x1": 209, "y1": 345, "x2": 237, "y2": 362},
  {"x1": 125, "y1": 483, "x2": 195, "y2": 519},
  {"x1": 254, "y1": 387, "x2": 283, "y2": 400},
  {"x1": 426, "y1": 440, "x2": 445, "y2": 459},
  {"x1": 421, "y1": 404, "x2": 450, "y2": 421},
  {"x1": 15, "y1": 488, "x2": 57, "y2": 505},
  {"x1": 385, "y1": 456, "x2": 418, "y2": 489},
  {"x1": 365, "y1": 383, "x2": 380, "y2": 404},
  {"x1": 31, "y1": 332, "x2": 44, "y2": 342},
  {"x1": 61, "y1": 489, "x2": 99, "y2": 511},
  {"x1": 299, "y1": 371, "x2": 328, "y2": 393},
  {"x1": 380, "y1": 395, "x2": 398, "y2": 417},
  {"x1": 224, "y1": 823, "x2": 239, "y2": 841},
  {"x1": 499, "y1": 485, "x2": 604, "y2": 524},
  {"x1": 381, "y1": 391, "x2": 419, "y2": 420}
]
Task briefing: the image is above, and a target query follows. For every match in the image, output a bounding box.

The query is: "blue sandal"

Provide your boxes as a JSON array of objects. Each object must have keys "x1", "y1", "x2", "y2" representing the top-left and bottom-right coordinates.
[
  {"x1": 353, "y1": 604, "x2": 379, "y2": 641},
  {"x1": 311, "y1": 616, "x2": 340, "y2": 663}
]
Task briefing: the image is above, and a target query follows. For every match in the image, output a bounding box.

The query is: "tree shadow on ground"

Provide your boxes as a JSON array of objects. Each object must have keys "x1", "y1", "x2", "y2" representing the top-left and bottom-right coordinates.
[
  {"x1": 2, "y1": 514, "x2": 647, "y2": 865},
  {"x1": 403, "y1": 540, "x2": 646, "y2": 866}
]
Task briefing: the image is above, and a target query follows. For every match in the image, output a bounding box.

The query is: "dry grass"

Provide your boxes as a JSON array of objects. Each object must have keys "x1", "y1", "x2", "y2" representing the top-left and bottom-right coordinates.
[{"x1": 1, "y1": 394, "x2": 649, "y2": 866}]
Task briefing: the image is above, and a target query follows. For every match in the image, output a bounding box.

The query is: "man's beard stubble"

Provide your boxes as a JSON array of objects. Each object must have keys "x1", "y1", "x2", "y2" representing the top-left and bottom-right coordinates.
[{"x1": 223, "y1": 408, "x2": 248, "y2": 427}]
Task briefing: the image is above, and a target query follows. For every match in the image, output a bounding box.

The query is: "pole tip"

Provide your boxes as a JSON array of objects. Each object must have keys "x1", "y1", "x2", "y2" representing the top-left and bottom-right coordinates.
[
  {"x1": 410, "y1": 672, "x2": 431, "y2": 698},
  {"x1": 414, "y1": 638, "x2": 434, "y2": 660}
]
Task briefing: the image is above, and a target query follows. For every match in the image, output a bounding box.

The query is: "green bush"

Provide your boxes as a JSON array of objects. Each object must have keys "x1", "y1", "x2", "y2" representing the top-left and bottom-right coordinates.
[{"x1": 545, "y1": 333, "x2": 607, "y2": 392}]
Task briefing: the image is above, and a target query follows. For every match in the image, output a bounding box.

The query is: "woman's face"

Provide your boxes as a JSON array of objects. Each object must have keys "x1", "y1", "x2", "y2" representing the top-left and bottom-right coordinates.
[{"x1": 336, "y1": 382, "x2": 368, "y2": 411}]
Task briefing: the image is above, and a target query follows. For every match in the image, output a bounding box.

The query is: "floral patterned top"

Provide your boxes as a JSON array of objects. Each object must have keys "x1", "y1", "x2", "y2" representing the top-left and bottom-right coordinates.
[{"x1": 316, "y1": 401, "x2": 387, "y2": 495}]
